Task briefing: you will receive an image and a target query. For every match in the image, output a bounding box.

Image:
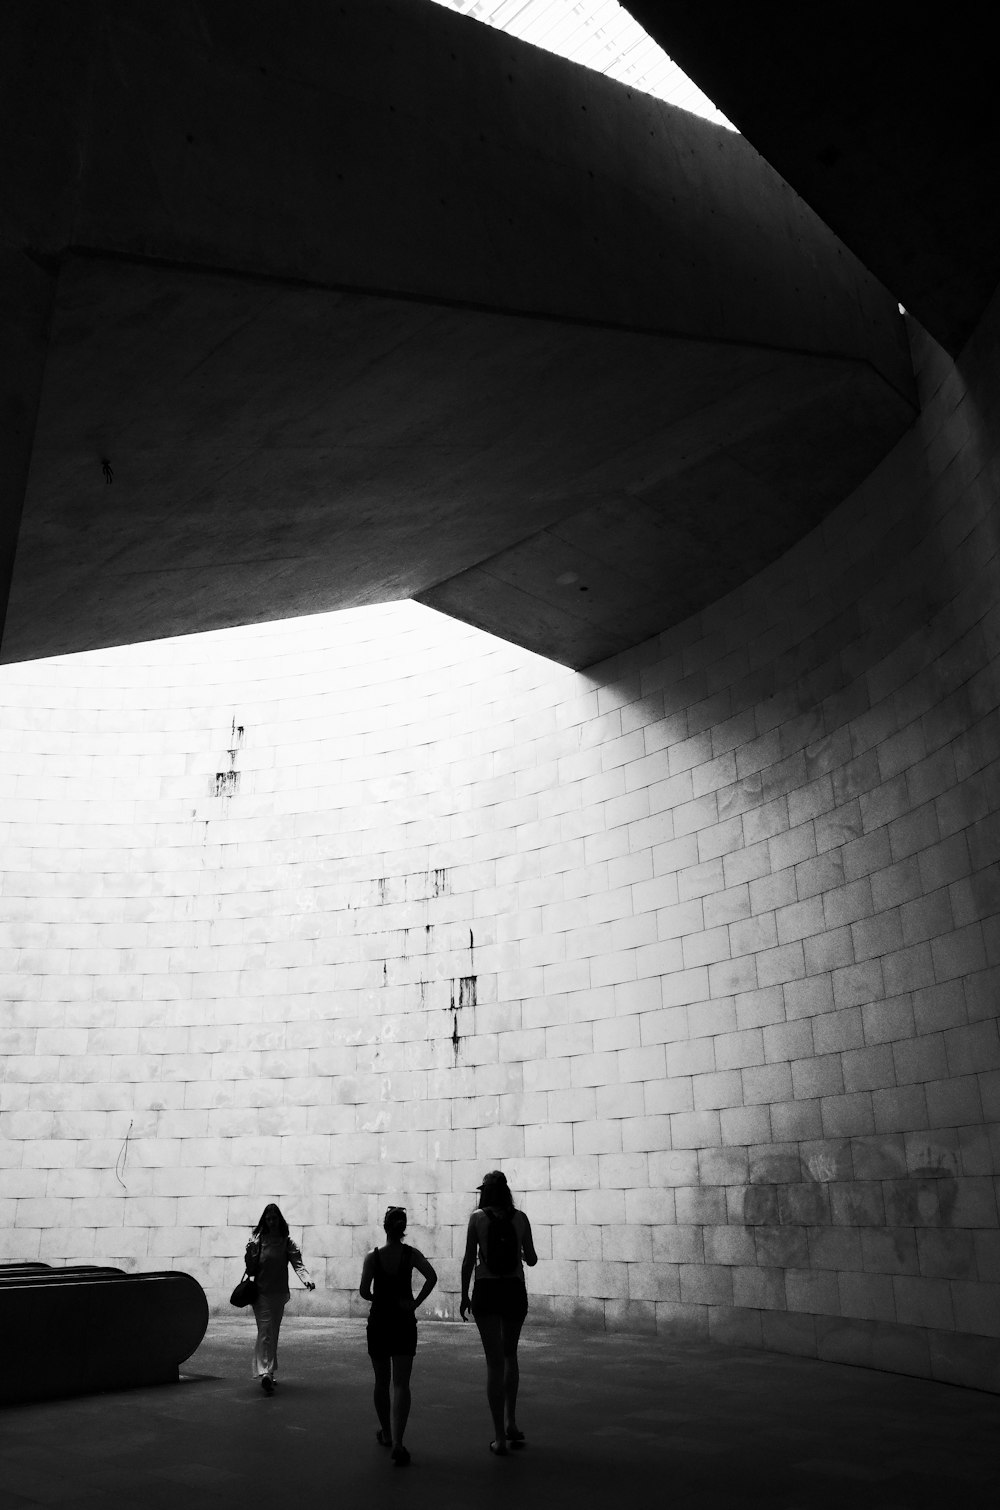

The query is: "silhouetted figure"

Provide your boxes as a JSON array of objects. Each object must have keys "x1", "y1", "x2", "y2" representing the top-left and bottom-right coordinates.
[
  {"x1": 245, "y1": 1203, "x2": 315, "y2": 1394},
  {"x1": 460, "y1": 1170, "x2": 538, "y2": 1455},
  {"x1": 360, "y1": 1205, "x2": 437, "y2": 1466}
]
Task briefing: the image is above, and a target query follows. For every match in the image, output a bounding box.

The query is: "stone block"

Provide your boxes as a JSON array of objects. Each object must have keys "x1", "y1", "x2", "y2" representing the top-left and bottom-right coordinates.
[
  {"x1": 657, "y1": 900, "x2": 707, "y2": 941},
  {"x1": 916, "y1": 1227, "x2": 976, "y2": 1280},
  {"x1": 807, "y1": 1225, "x2": 863, "y2": 1271},
  {"x1": 716, "y1": 1028, "x2": 767, "y2": 1070},
  {"x1": 643, "y1": 1076, "x2": 694, "y2": 1115},
  {"x1": 783, "y1": 974, "x2": 836, "y2": 1020},
  {"x1": 729, "y1": 912, "x2": 779, "y2": 957},
  {"x1": 697, "y1": 1147, "x2": 749, "y2": 1185},
  {"x1": 669, "y1": 1110, "x2": 722, "y2": 1148},
  {"x1": 870, "y1": 856, "x2": 923, "y2": 911},
  {"x1": 950, "y1": 1280, "x2": 1000, "y2": 1338},
  {"x1": 785, "y1": 1266, "x2": 841, "y2": 1315},
  {"x1": 831, "y1": 960, "x2": 888, "y2": 1015},
  {"x1": 770, "y1": 1099, "x2": 823, "y2": 1140},
  {"x1": 892, "y1": 1274, "x2": 955, "y2": 1330},
  {"x1": 790, "y1": 1054, "x2": 843, "y2": 1099},
  {"x1": 801, "y1": 925, "x2": 855, "y2": 976},
  {"x1": 926, "y1": 1074, "x2": 984, "y2": 1127},
  {"x1": 860, "y1": 1225, "x2": 919, "y2": 1275},
  {"x1": 842, "y1": 827, "x2": 892, "y2": 883},
  {"x1": 775, "y1": 896, "x2": 826, "y2": 946},
  {"x1": 842, "y1": 1045, "x2": 896, "y2": 1093},
  {"x1": 719, "y1": 1105, "x2": 772, "y2": 1145},
  {"x1": 680, "y1": 1263, "x2": 734, "y2": 1305},
  {"x1": 732, "y1": 1265, "x2": 786, "y2": 1310},
  {"x1": 647, "y1": 1149, "x2": 700, "y2": 1187},
  {"x1": 702, "y1": 1224, "x2": 756, "y2": 1265},
  {"x1": 768, "y1": 824, "x2": 818, "y2": 873},
  {"x1": 889, "y1": 801, "x2": 943, "y2": 862},
  {"x1": 945, "y1": 1018, "x2": 1000, "y2": 1075},
  {"x1": 747, "y1": 869, "x2": 798, "y2": 915},
  {"x1": 617, "y1": 1045, "x2": 668, "y2": 1082},
  {"x1": 693, "y1": 1069, "x2": 744, "y2": 1111},
  {"x1": 651, "y1": 1225, "x2": 704, "y2": 1264},
  {"x1": 755, "y1": 942, "x2": 806, "y2": 988},
  {"x1": 620, "y1": 1116, "x2": 671, "y2": 1154},
  {"x1": 666, "y1": 1037, "x2": 715, "y2": 1078},
  {"x1": 829, "y1": 1179, "x2": 885, "y2": 1226},
  {"x1": 627, "y1": 1262, "x2": 681, "y2": 1302},
  {"x1": 682, "y1": 926, "x2": 731, "y2": 970},
  {"x1": 735, "y1": 985, "x2": 786, "y2": 1029},
  {"x1": 549, "y1": 1155, "x2": 601, "y2": 1190},
  {"x1": 703, "y1": 884, "x2": 752, "y2": 928},
  {"x1": 675, "y1": 1185, "x2": 729, "y2": 1225}
]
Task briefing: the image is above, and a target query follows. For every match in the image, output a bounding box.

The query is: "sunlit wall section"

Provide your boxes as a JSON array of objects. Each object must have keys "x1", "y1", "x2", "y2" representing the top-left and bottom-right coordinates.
[{"x1": 0, "y1": 607, "x2": 586, "y2": 1302}]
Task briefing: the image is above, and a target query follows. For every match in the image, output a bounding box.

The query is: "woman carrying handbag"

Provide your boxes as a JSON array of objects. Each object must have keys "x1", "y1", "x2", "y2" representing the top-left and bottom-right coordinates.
[{"x1": 244, "y1": 1203, "x2": 315, "y2": 1394}]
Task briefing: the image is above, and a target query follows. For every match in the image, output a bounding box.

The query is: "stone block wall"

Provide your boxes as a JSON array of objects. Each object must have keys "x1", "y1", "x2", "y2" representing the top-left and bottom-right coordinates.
[{"x1": 2, "y1": 298, "x2": 999, "y2": 1391}]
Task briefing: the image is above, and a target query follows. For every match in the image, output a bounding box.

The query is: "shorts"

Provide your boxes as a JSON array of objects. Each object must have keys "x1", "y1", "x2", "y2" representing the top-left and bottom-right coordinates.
[
  {"x1": 470, "y1": 1278, "x2": 528, "y2": 1323},
  {"x1": 367, "y1": 1310, "x2": 418, "y2": 1360}
]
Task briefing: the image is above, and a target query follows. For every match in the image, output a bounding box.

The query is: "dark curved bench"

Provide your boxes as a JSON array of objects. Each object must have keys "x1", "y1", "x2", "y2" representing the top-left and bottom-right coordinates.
[{"x1": 0, "y1": 1263, "x2": 209, "y2": 1405}]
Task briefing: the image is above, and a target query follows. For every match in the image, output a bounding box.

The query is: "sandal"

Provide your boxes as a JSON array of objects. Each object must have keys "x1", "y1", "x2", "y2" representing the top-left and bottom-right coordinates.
[
  {"x1": 391, "y1": 1446, "x2": 411, "y2": 1467},
  {"x1": 506, "y1": 1427, "x2": 525, "y2": 1445},
  {"x1": 489, "y1": 1441, "x2": 509, "y2": 1456}
]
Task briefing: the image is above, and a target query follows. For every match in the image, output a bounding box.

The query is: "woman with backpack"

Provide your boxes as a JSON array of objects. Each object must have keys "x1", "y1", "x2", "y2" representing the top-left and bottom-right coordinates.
[{"x1": 459, "y1": 1170, "x2": 538, "y2": 1456}]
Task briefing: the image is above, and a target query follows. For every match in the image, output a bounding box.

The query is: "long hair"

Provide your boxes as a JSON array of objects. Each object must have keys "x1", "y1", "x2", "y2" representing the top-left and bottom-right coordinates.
[
  {"x1": 478, "y1": 1170, "x2": 514, "y2": 1213},
  {"x1": 252, "y1": 1203, "x2": 289, "y2": 1239}
]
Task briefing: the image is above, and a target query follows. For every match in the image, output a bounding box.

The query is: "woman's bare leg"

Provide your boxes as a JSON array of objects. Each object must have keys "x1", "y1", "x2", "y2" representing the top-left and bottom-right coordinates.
[
  {"x1": 501, "y1": 1315, "x2": 524, "y2": 1439},
  {"x1": 474, "y1": 1312, "x2": 508, "y2": 1453},
  {"x1": 390, "y1": 1354, "x2": 413, "y2": 1459},
  {"x1": 371, "y1": 1357, "x2": 391, "y2": 1442}
]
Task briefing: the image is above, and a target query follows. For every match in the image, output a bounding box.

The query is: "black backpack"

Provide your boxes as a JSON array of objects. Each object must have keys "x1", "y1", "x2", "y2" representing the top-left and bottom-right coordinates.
[{"x1": 484, "y1": 1210, "x2": 519, "y2": 1273}]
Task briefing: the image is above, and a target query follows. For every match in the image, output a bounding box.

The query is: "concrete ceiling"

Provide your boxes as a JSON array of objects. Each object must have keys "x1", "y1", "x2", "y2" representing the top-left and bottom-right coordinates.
[
  {"x1": 2, "y1": 0, "x2": 916, "y2": 669},
  {"x1": 624, "y1": 1, "x2": 1000, "y2": 358}
]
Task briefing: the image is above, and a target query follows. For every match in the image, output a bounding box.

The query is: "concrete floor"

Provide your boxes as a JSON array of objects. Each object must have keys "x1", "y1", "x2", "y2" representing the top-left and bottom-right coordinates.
[{"x1": 1, "y1": 1317, "x2": 997, "y2": 1509}]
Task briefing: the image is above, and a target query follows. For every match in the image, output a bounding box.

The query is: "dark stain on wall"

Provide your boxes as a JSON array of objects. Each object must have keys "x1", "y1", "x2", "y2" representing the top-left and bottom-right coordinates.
[
  {"x1": 459, "y1": 975, "x2": 477, "y2": 1009},
  {"x1": 741, "y1": 1145, "x2": 962, "y2": 1271},
  {"x1": 213, "y1": 715, "x2": 245, "y2": 800},
  {"x1": 449, "y1": 974, "x2": 477, "y2": 1063}
]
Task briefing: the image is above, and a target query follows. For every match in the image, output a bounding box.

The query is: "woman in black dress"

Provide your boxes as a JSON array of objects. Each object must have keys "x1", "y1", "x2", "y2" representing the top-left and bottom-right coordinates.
[{"x1": 359, "y1": 1205, "x2": 437, "y2": 1466}]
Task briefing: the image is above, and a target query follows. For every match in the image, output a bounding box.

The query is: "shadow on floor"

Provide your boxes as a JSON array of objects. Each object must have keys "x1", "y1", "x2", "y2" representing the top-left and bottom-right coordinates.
[{"x1": 1, "y1": 1317, "x2": 997, "y2": 1510}]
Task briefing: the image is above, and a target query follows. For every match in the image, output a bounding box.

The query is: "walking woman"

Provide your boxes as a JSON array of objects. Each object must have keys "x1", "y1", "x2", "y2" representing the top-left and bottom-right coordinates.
[
  {"x1": 460, "y1": 1170, "x2": 538, "y2": 1456},
  {"x1": 245, "y1": 1203, "x2": 315, "y2": 1394},
  {"x1": 359, "y1": 1206, "x2": 437, "y2": 1466}
]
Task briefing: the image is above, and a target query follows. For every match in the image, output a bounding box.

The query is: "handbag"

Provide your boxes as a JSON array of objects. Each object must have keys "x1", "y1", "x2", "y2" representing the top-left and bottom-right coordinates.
[{"x1": 230, "y1": 1272, "x2": 258, "y2": 1308}]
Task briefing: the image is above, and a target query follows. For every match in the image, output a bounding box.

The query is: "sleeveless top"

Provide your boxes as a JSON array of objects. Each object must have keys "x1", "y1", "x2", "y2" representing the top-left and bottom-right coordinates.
[{"x1": 368, "y1": 1244, "x2": 415, "y2": 1314}]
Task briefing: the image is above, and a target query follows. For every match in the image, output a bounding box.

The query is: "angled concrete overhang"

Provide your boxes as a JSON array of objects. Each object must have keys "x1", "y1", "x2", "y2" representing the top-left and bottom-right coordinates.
[
  {"x1": 1, "y1": 0, "x2": 915, "y2": 668},
  {"x1": 625, "y1": 0, "x2": 1000, "y2": 359}
]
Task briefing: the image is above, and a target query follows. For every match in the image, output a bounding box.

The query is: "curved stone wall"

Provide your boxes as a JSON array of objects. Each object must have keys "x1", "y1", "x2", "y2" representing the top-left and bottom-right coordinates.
[{"x1": 2, "y1": 300, "x2": 999, "y2": 1391}]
